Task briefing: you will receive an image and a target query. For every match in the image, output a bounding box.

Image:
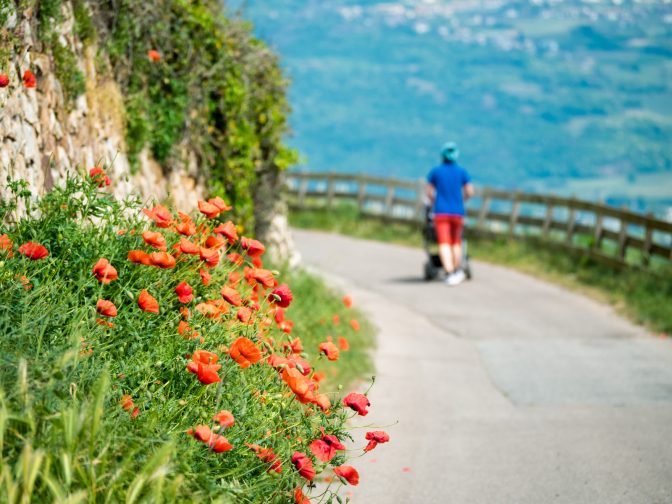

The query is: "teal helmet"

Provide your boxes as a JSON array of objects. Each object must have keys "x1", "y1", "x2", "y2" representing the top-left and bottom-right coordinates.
[{"x1": 441, "y1": 141, "x2": 459, "y2": 162}]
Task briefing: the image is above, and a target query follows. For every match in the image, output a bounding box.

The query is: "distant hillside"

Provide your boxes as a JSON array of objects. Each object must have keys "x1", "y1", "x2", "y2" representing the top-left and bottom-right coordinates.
[{"x1": 229, "y1": 0, "x2": 672, "y2": 216}]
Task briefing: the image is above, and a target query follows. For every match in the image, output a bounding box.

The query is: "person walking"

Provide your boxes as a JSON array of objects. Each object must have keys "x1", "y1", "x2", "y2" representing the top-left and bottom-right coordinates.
[{"x1": 426, "y1": 142, "x2": 475, "y2": 286}]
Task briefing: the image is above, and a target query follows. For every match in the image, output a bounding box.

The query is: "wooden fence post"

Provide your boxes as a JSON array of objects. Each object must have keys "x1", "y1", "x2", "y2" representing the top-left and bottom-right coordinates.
[
  {"x1": 593, "y1": 211, "x2": 604, "y2": 251},
  {"x1": 509, "y1": 192, "x2": 520, "y2": 237},
  {"x1": 477, "y1": 191, "x2": 491, "y2": 231},
  {"x1": 357, "y1": 175, "x2": 367, "y2": 214},
  {"x1": 617, "y1": 215, "x2": 629, "y2": 262},
  {"x1": 326, "y1": 173, "x2": 335, "y2": 209},
  {"x1": 565, "y1": 199, "x2": 576, "y2": 244},
  {"x1": 542, "y1": 201, "x2": 554, "y2": 239},
  {"x1": 297, "y1": 175, "x2": 308, "y2": 209},
  {"x1": 642, "y1": 213, "x2": 654, "y2": 268},
  {"x1": 383, "y1": 183, "x2": 395, "y2": 220}
]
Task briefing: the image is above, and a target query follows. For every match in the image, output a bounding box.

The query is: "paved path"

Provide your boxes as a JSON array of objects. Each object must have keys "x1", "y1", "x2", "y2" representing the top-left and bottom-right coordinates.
[{"x1": 292, "y1": 229, "x2": 672, "y2": 504}]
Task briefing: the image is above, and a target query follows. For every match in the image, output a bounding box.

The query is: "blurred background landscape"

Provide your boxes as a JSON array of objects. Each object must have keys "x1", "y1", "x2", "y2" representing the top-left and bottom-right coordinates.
[{"x1": 228, "y1": 0, "x2": 672, "y2": 218}]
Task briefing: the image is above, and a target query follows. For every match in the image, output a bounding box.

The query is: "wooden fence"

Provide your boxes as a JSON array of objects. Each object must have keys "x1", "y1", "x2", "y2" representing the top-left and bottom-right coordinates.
[{"x1": 285, "y1": 171, "x2": 672, "y2": 270}]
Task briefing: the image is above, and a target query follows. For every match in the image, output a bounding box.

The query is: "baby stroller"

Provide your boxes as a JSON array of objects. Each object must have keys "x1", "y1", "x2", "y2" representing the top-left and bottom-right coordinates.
[{"x1": 422, "y1": 205, "x2": 472, "y2": 281}]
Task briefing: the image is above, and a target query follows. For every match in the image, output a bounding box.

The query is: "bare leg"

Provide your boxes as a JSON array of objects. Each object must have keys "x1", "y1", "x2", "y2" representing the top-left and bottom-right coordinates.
[
  {"x1": 451, "y1": 243, "x2": 462, "y2": 270},
  {"x1": 438, "y1": 244, "x2": 454, "y2": 274}
]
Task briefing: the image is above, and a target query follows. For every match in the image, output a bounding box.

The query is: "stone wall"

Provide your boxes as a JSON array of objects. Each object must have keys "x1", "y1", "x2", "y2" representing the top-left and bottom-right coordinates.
[
  {"x1": 0, "y1": 3, "x2": 205, "y2": 213},
  {"x1": 0, "y1": 3, "x2": 298, "y2": 264}
]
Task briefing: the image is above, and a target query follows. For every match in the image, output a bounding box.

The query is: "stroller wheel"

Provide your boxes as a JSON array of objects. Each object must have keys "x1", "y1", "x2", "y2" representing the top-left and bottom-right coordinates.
[
  {"x1": 463, "y1": 260, "x2": 473, "y2": 280},
  {"x1": 424, "y1": 261, "x2": 438, "y2": 281}
]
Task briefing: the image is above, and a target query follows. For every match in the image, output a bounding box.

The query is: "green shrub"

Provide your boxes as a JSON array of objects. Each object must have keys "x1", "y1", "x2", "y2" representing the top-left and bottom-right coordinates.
[{"x1": 0, "y1": 174, "x2": 382, "y2": 502}]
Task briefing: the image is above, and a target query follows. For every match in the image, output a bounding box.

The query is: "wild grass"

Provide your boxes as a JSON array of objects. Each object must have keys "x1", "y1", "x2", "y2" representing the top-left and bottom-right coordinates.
[{"x1": 0, "y1": 176, "x2": 378, "y2": 503}]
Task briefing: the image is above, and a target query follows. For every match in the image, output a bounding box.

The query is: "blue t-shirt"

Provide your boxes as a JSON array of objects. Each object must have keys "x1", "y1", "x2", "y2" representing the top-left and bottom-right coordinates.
[{"x1": 427, "y1": 162, "x2": 471, "y2": 216}]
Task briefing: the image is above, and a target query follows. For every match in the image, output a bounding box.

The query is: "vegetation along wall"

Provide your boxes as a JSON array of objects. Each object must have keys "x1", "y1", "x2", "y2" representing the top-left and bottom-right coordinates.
[{"x1": 0, "y1": 0, "x2": 299, "y2": 262}]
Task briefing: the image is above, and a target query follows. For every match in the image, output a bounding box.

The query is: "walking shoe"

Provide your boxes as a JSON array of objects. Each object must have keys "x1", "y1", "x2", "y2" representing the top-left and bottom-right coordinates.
[{"x1": 445, "y1": 269, "x2": 466, "y2": 286}]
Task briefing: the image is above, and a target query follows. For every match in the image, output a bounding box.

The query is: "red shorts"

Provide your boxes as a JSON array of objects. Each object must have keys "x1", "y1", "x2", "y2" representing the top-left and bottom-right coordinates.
[{"x1": 434, "y1": 215, "x2": 464, "y2": 245}]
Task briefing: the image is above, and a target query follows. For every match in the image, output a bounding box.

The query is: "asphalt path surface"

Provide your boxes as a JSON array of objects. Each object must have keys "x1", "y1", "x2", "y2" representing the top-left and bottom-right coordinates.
[{"x1": 292, "y1": 229, "x2": 672, "y2": 504}]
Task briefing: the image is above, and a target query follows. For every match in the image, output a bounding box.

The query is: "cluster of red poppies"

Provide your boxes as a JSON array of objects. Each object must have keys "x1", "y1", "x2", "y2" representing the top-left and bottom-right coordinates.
[
  {"x1": 0, "y1": 70, "x2": 37, "y2": 89},
  {"x1": 0, "y1": 47, "x2": 162, "y2": 91},
  {"x1": 0, "y1": 167, "x2": 390, "y2": 502}
]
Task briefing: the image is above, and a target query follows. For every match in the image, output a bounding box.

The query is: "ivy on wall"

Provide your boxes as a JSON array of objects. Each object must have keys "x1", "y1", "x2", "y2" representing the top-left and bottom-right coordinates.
[{"x1": 1, "y1": 0, "x2": 298, "y2": 231}]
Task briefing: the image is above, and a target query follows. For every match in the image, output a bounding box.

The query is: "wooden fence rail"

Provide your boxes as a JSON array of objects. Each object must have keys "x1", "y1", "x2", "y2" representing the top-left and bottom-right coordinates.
[{"x1": 285, "y1": 171, "x2": 672, "y2": 270}]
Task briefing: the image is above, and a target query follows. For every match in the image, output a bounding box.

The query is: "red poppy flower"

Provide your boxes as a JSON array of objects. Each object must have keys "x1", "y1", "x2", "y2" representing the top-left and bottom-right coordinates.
[
  {"x1": 279, "y1": 319, "x2": 294, "y2": 334},
  {"x1": 282, "y1": 337, "x2": 303, "y2": 354},
  {"x1": 209, "y1": 196, "x2": 231, "y2": 213},
  {"x1": 209, "y1": 434, "x2": 233, "y2": 453},
  {"x1": 343, "y1": 392, "x2": 370, "y2": 416},
  {"x1": 149, "y1": 251, "x2": 176, "y2": 269},
  {"x1": 23, "y1": 70, "x2": 36, "y2": 88},
  {"x1": 89, "y1": 167, "x2": 111, "y2": 187},
  {"x1": 18, "y1": 242, "x2": 49, "y2": 260},
  {"x1": 220, "y1": 285, "x2": 242, "y2": 306},
  {"x1": 229, "y1": 337, "x2": 261, "y2": 368},
  {"x1": 120, "y1": 394, "x2": 134, "y2": 411},
  {"x1": 282, "y1": 368, "x2": 317, "y2": 404},
  {"x1": 213, "y1": 410, "x2": 235, "y2": 429},
  {"x1": 176, "y1": 212, "x2": 196, "y2": 236},
  {"x1": 228, "y1": 272, "x2": 241, "y2": 286},
  {"x1": 199, "y1": 247, "x2": 220, "y2": 267},
  {"x1": 291, "y1": 452, "x2": 315, "y2": 481},
  {"x1": 268, "y1": 284, "x2": 293, "y2": 308},
  {"x1": 364, "y1": 431, "x2": 390, "y2": 452},
  {"x1": 294, "y1": 488, "x2": 311, "y2": 504},
  {"x1": 186, "y1": 350, "x2": 222, "y2": 384},
  {"x1": 338, "y1": 336, "x2": 350, "y2": 351},
  {"x1": 249, "y1": 268, "x2": 276, "y2": 288},
  {"x1": 92, "y1": 258, "x2": 118, "y2": 284},
  {"x1": 247, "y1": 444, "x2": 282, "y2": 473},
  {"x1": 213, "y1": 221, "x2": 238, "y2": 244},
  {"x1": 127, "y1": 250, "x2": 152, "y2": 265},
  {"x1": 0, "y1": 234, "x2": 13, "y2": 257},
  {"x1": 343, "y1": 295, "x2": 353, "y2": 308},
  {"x1": 147, "y1": 49, "x2": 161, "y2": 62},
  {"x1": 138, "y1": 289, "x2": 159, "y2": 313},
  {"x1": 319, "y1": 341, "x2": 340, "y2": 361},
  {"x1": 199, "y1": 269, "x2": 211, "y2": 286},
  {"x1": 178, "y1": 320, "x2": 199, "y2": 340},
  {"x1": 195, "y1": 300, "x2": 228, "y2": 319},
  {"x1": 252, "y1": 256, "x2": 264, "y2": 268},
  {"x1": 333, "y1": 465, "x2": 359, "y2": 486},
  {"x1": 177, "y1": 238, "x2": 199, "y2": 255},
  {"x1": 187, "y1": 424, "x2": 232, "y2": 452},
  {"x1": 0, "y1": 74, "x2": 8, "y2": 88},
  {"x1": 197, "y1": 200, "x2": 221, "y2": 219},
  {"x1": 227, "y1": 252, "x2": 244, "y2": 266},
  {"x1": 237, "y1": 306, "x2": 253, "y2": 324},
  {"x1": 175, "y1": 281, "x2": 193, "y2": 303},
  {"x1": 350, "y1": 319, "x2": 360, "y2": 331},
  {"x1": 142, "y1": 230, "x2": 167, "y2": 250},
  {"x1": 189, "y1": 424, "x2": 213, "y2": 442},
  {"x1": 205, "y1": 235, "x2": 226, "y2": 250},
  {"x1": 309, "y1": 434, "x2": 346, "y2": 463},
  {"x1": 314, "y1": 393, "x2": 331, "y2": 412},
  {"x1": 312, "y1": 371, "x2": 326, "y2": 383},
  {"x1": 241, "y1": 237, "x2": 266, "y2": 257},
  {"x1": 96, "y1": 299, "x2": 117, "y2": 318},
  {"x1": 142, "y1": 204, "x2": 173, "y2": 228}
]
